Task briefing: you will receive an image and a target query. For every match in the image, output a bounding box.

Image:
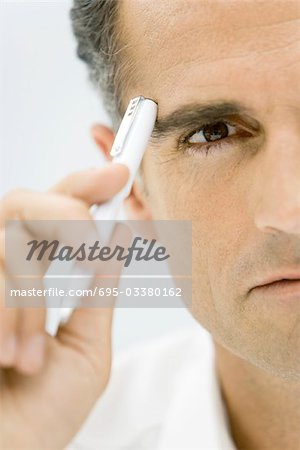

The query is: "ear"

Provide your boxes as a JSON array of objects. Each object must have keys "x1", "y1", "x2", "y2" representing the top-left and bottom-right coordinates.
[
  {"x1": 123, "y1": 179, "x2": 153, "y2": 220},
  {"x1": 91, "y1": 124, "x2": 114, "y2": 161},
  {"x1": 91, "y1": 124, "x2": 153, "y2": 220}
]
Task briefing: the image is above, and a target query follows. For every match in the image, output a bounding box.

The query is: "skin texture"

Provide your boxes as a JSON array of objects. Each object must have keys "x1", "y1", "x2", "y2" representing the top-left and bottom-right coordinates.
[
  {"x1": 0, "y1": 1, "x2": 299, "y2": 449},
  {"x1": 118, "y1": 0, "x2": 300, "y2": 374},
  {"x1": 0, "y1": 163, "x2": 132, "y2": 449},
  {"x1": 115, "y1": 0, "x2": 300, "y2": 448}
]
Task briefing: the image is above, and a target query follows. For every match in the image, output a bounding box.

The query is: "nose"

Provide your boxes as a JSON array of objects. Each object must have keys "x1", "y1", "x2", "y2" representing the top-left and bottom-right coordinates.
[{"x1": 254, "y1": 124, "x2": 300, "y2": 236}]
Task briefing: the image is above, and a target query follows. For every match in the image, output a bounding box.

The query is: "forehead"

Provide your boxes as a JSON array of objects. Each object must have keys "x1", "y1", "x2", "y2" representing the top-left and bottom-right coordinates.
[{"x1": 120, "y1": 0, "x2": 300, "y2": 117}]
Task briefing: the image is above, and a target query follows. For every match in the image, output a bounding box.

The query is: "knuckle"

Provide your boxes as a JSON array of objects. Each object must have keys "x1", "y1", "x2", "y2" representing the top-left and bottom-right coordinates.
[
  {"x1": 63, "y1": 198, "x2": 90, "y2": 220},
  {"x1": 2, "y1": 188, "x2": 29, "y2": 205},
  {"x1": 48, "y1": 193, "x2": 89, "y2": 220},
  {"x1": 0, "y1": 188, "x2": 31, "y2": 218},
  {"x1": 18, "y1": 311, "x2": 46, "y2": 335}
]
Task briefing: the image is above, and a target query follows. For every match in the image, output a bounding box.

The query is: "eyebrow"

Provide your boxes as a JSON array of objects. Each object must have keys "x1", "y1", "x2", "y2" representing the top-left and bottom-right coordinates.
[{"x1": 150, "y1": 101, "x2": 255, "y2": 142}]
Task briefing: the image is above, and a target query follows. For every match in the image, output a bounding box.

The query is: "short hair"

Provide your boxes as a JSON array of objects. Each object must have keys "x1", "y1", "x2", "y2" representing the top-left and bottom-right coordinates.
[
  {"x1": 71, "y1": 1, "x2": 148, "y2": 194},
  {"x1": 71, "y1": 0, "x2": 128, "y2": 131}
]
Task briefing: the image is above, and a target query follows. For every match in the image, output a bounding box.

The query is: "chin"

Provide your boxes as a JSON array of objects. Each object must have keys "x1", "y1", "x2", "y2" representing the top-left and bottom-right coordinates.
[
  {"x1": 188, "y1": 296, "x2": 300, "y2": 380},
  {"x1": 229, "y1": 334, "x2": 300, "y2": 381},
  {"x1": 255, "y1": 339, "x2": 300, "y2": 381}
]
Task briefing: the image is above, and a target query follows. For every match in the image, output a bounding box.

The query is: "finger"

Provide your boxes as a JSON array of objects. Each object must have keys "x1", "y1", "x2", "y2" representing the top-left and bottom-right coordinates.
[
  {"x1": 0, "y1": 189, "x2": 92, "y2": 227},
  {"x1": 4, "y1": 221, "x2": 54, "y2": 281},
  {"x1": 2, "y1": 226, "x2": 47, "y2": 375},
  {"x1": 49, "y1": 162, "x2": 129, "y2": 205},
  {"x1": 57, "y1": 223, "x2": 132, "y2": 355},
  {"x1": 0, "y1": 309, "x2": 18, "y2": 367},
  {"x1": 1, "y1": 192, "x2": 99, "y2": 281},
  {"x1": 0, "y1": 298, "x2": 18, "y2": 367},
  {"x1": 0, "y1": 233, "x2": 18, "y2": 367},
  {"x1": 15, "y1": 307, "x2": 47, "y2": 375},
  {"x1": 1, "y1": 245, "x2": 46, "y2": 374}
]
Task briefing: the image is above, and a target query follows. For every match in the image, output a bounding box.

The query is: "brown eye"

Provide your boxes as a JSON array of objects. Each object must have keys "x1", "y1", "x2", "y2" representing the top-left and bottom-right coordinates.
[
  {"x1": 187, "y1": 121, "x2": 236, "y2": 144},
  {"x1": 203, "y1": 122, "x2": 228, "y2": 141}
]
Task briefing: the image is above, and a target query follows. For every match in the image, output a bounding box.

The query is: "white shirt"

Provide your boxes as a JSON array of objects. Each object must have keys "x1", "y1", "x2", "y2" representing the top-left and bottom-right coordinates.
[{"x1": 67, "y1": 328, "x2": 237, "y2": 450}]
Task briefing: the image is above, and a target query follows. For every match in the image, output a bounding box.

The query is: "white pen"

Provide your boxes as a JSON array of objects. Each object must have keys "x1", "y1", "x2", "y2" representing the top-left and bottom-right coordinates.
[
  {"x1": 92, "y1": 95, "x2": 158, "y2": 221},
  {"x1": 46, "y1": 96, "x2": 158, "y2": 335}
]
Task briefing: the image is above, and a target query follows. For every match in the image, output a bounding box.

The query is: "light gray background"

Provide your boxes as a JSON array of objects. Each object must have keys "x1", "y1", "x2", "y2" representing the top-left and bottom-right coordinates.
[{"x1": 0, "y1": 0, "x2": 199, "y2": 352}]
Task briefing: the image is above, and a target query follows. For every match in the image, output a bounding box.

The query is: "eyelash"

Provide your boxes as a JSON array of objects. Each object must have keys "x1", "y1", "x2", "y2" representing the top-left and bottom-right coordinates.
[{"x1": 179, "y1": 121, "x2": 250, "y2": 157}]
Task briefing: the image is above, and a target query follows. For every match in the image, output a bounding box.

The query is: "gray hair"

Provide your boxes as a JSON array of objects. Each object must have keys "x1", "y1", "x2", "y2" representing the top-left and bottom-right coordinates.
[
  {"x1": 71, "y1": 0, "x2": 148, "y2": 194},
  {"x1": 71, "y1": 0, "x2": 127, "y2": 132}
]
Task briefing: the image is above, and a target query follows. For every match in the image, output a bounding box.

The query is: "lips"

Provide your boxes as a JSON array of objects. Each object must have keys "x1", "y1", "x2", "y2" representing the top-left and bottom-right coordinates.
[
  {"x1": 249, "y1": 270, "x2": 300, "y2": 300},
  {"x1": 256, "y1": 272, "x2": 300, "y2": 289}
]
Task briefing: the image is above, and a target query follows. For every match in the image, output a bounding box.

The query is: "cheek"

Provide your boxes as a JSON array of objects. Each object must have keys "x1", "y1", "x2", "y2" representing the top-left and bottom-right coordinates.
[
  {"x1": 145, "y1": 149, "x2": 252, "y2": 325},
  {"x1": 190, "y1": 203, "x2": 246, "y2": 332}
]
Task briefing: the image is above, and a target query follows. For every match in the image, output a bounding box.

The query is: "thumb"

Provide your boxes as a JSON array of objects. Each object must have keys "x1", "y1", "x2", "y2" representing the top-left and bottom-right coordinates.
[{"x1": 57, "y1": 222, "x2": 132, "y2": 352}]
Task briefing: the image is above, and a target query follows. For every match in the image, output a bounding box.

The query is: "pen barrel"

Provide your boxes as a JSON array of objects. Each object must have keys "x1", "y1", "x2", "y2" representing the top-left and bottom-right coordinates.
[
  {"x1": 46, "y1": 97, "x2": 157, "y2": 336},
  {"x1": 110, "y1": 98, "x2": 157, "y2": 197}
]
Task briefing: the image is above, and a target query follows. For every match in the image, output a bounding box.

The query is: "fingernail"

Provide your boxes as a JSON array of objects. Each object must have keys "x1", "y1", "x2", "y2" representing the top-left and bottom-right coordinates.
[
  {"x1": 0, "y1": 335, "x2": 17, "y2": 365},
  {"x1": 19, "y1": 334, "x2": 45, "y2": 373}
]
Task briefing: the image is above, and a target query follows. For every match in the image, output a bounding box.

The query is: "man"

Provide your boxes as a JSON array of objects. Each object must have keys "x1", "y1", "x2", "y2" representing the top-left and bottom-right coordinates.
[{"x1": 0, "y1": 0, "x2": 299, "y2": 449}]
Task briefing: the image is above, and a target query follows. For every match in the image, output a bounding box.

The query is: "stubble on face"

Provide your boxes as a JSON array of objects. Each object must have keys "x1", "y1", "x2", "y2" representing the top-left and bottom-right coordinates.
[{"x1": 118, "y1": 0, "x2": 300, "y2": 378}]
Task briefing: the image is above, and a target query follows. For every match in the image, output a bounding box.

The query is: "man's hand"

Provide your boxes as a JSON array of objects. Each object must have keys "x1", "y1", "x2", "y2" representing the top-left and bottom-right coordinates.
[{"x1": 0, "y1": 162, "x2": 130, "y2": 449}]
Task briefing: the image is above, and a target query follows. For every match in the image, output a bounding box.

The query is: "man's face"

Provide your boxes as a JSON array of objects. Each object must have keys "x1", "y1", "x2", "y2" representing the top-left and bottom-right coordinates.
[{"x1": 120, "y1": 0, "x2": 300, "y2": 378}]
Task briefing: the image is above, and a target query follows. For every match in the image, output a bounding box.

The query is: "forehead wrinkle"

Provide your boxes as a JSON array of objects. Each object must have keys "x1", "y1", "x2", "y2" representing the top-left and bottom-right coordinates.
[
  {"x1": 132, "y1": 19, "x2": 300, "y2": 78},
  {"x1": 119, "y1": 0, "x2": 300, "y2": 115},
  {"x1": 150, "y1": 48, "x2": 298, "y2": 117},
  {"x1": 121, "y1": 0, "x2": 300, "y2": 60},
  {"x1": 156, "y1": 36, "x2": 300, "y2": 83},
  {"x1": 122, "y1": 0, "x2": 300, "y2": 35},
  {"x1": 120, "y1": 11, "x2": 299, "y2": 108}
]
